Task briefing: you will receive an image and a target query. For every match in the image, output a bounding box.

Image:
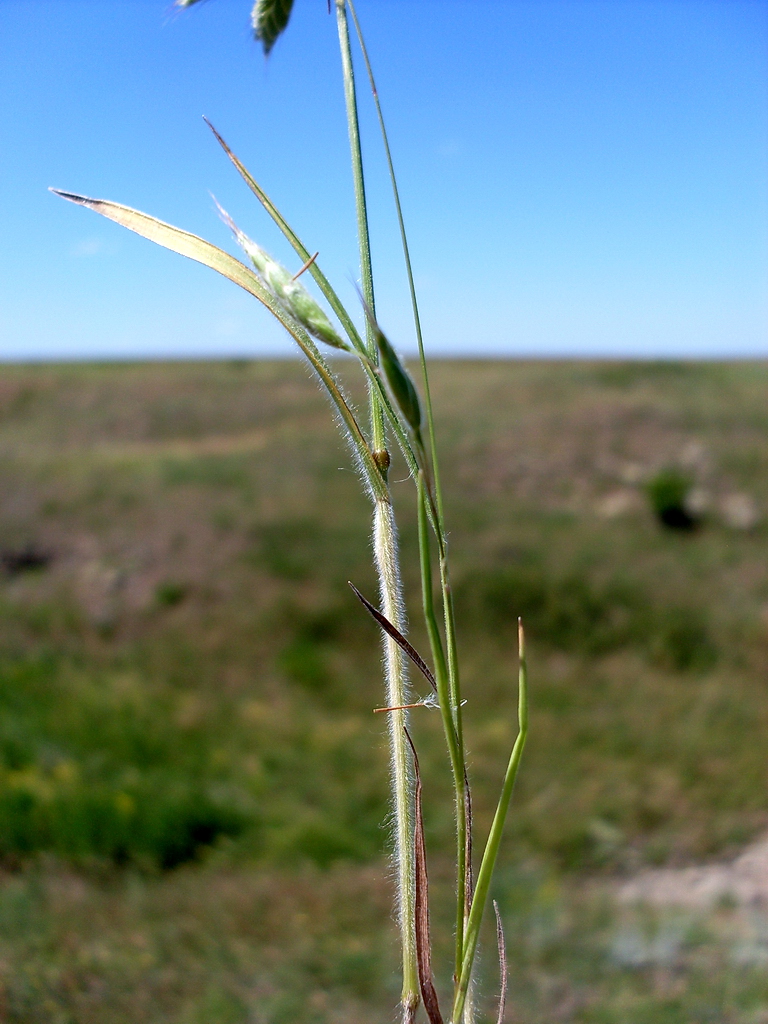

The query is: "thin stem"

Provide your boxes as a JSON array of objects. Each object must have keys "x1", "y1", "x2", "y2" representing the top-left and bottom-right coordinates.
[
  {"x1": 345, "y1": 0, "x2": 471, "y2": 987},
  {"x1": 347, "y1": 0, "x2": 445, "y2": 527},
  {"x1": 453, "y1": 622, "x2": 529, "y2": 1024},
  {"x1": 418, "y1": 474, "x2": 467, "y2": 983},
  {"x1": 416, "y1": 474, "x2": 449, "y2": 697},
  {"x1": 439, "y1": 558, "x2": 464, "y2": 749},
  {"x1": 335, "y1": 0, "x2": 386, "y2": 457}
]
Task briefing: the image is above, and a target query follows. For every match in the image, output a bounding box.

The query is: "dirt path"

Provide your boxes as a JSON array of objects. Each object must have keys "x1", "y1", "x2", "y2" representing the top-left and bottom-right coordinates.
[{"x1": 620, "y1": 834, "x2": 768, "y2": 909}]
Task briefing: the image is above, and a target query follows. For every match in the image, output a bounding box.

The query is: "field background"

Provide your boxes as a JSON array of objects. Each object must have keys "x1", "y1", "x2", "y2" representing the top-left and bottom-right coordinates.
[{"x1": 1, "y1": 359, "x2": 768, "y2": 1023}]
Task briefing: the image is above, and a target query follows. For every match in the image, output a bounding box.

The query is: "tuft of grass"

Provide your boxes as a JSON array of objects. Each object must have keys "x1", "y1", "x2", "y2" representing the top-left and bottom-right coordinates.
[
  {"x1": 155, "y1": 581, "x2": 188, "y2": 608},
  {"x1": 647, "y1": 468, "x2": 699, "y2": 531}
]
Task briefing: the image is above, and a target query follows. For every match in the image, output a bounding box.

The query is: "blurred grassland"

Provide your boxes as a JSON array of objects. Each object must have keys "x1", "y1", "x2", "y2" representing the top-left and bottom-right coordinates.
[{"x1": 1, "y1": 359, "x2": 768, "y2": 1022}]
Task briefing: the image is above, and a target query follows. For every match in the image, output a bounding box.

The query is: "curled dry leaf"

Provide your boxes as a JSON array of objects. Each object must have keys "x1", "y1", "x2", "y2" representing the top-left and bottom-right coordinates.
[
  {"x1": 464, "y1": 767, "x2": 474, "y2": 917},
  {"x1": 349, "y1": 582, "x2": 437, "y2": 693},
  {"x1": 494, "y1": 900, "x2": 508, "y2": 1024}
]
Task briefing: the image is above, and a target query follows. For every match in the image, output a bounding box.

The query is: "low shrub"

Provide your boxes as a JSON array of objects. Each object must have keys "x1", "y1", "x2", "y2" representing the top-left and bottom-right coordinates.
[
  {"x1": 647, "y1": 468, "x2": 699, "y2": 530},
  {"x1": 0, "y1": 774, "x2": 246, "y2": 869}
]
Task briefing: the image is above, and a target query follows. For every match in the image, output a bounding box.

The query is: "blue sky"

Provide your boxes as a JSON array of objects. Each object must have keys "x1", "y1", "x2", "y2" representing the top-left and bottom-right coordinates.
[{"x1": 2, "y1": 0, "x2": 767, "y2": 359}]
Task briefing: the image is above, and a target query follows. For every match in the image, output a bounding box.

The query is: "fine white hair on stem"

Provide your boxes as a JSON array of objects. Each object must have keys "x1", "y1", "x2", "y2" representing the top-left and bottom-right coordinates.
[
  {"x1": 463, "y1": 972, "x2": 477, "y2": 1024},
  {"x1": 305, "y1": 360, "x2": 375, "y2": 503},
  {"x1": 373, "y1": 496, "x2": 417, "y2": 1013}
]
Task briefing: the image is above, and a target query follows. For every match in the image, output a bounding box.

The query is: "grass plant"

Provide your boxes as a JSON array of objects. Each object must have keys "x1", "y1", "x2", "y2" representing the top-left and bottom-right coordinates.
[
  {"x1": 53, "y1": 4, "x2": 527, "y2": 1022},
  {"x1": 34, "y1": 4, "x2": 768, "y2": 1021},
  {"x1": 3, "y1": 360, "x2": 768, "y2": 1019}
]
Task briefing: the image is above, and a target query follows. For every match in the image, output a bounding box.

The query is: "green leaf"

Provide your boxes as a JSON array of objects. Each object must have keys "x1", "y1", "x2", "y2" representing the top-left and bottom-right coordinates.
[
  {"x1": 252, "y1": 0, "x2": 294, "y2": 56},
  {"x1": 49, "y1": 188, "x2": 388, "y2": 503},
  {"x1": 204, "y1": 119, "x2": 366, "y2": 356},
  {"x1": 453, "y1": 620, "x2": 528, "y2": 1024}
]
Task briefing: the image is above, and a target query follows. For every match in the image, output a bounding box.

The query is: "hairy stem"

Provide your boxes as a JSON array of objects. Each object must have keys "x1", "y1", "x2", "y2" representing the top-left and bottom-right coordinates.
[
  {"x1": 346, "y1": 0, "x2": 444, "y2": 527},
  {"x1": 345, "y1": 1, "x2": 471, "y2": 987},
  {"x1": 335, "y1": 3, "x2": 419, "y2": 1015},
  {"x1": 374, "y1": 498, "x2": 419, "y2": 1018}
]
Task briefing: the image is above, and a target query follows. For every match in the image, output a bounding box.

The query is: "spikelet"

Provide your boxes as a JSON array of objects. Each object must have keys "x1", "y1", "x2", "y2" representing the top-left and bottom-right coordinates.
[
  {"x1": 373, "y1": 321, "x2": 422, "y2": 435},
  {"x1": 252, "y1": 0, "x2": 295, "y2": 56},
  {"x1": 215, "y1": 200, "x2": 346, "y2": 350},
  {"x1": 357, "y1": 299, "x2": 422, "y2": 434}
]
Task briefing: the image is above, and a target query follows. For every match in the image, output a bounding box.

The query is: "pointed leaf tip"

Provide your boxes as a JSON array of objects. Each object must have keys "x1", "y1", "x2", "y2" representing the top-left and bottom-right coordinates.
[
  {"x1": 49, "y1": 190, "x2": 278, "y2": 313},
  {"x1": 50, "y1": 188, "x2": 87, "y2": 204}
]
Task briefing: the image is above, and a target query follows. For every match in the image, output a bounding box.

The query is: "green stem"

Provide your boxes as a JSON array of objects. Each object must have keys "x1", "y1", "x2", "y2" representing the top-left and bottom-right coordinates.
[
  {"x1": 453, "y1": 623, "x2": 529, "y2": 1024},
  {"x1": 418, "y1": 474, "x2": 466, "y2": 982},
  {"x1": 335, "y1": 0, "x2": 385, "y2": 457},
  {"x1": 439, "y1": 557, "x2": 464, "y2": 748},
  {"x1": 345, "y1": 0, "x2": 471, "y2": 989},
  {"x1": 346, "y1": 0, "x2": 445, "y2": 528}
]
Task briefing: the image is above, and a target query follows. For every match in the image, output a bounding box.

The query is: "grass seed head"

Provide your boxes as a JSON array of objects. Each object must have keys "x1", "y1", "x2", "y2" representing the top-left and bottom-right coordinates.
[
  {"x1": 236, "y1": 236, "x2": 346, "y2": 349},
  {"x1": 376, "y1": 325, "x2": 422, "y2": 435},
  {"x1": 252, "y1": 0, "x2": 295, "y2": 56},
  {"x1": 215, "y1": 200, "x2": 346, "y2": 349},
  {"x1": 285, "y1": 283, "x2": 347, "y2": 350}
]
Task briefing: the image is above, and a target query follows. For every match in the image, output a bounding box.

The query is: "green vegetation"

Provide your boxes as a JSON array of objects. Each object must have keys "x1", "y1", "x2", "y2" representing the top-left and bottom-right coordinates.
[
  {"x1": 1, "y1": 359, "x2": 768, "y2": 1019},
  {"x1": 646, "y1": 468, "x2": 698, "y2": 531}
]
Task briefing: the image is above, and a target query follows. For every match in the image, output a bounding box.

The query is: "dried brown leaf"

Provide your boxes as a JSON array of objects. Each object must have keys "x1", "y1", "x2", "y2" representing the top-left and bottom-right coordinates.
[
  {"x1": 464, "y1": 768, "x2": 474, "y2": 919},
  {"x1": 404, "y1": 728, "x2": 444, "y2": 1024},
  {"x1": 349, "y1": 582, "x2": 437, "y2": 693},
  {"x1": 494, "y1": 900, "x2": 508, "y2": 1024}
]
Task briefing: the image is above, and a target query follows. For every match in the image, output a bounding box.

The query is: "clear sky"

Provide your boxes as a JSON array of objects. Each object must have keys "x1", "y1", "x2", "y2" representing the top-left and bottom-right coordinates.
[{"x1": 2, "y1": 0, "x2": 767, "y2": 359}]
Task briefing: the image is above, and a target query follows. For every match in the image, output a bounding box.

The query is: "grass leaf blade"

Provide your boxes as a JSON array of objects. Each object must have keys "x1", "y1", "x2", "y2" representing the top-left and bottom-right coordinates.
[
  {"x1": 50, "y1": 189, "x2": 388, "y2": 503},
  {"x1": 202, "y1": 122, "x2": 430, "y2": 493},
  {"x1": 50, "y1": 190, "x2": 277, "y2": 303},
  {"x1": 203, "y1": 119, "x2": 367, "y2": 357},
  {"x1": 453, "y1": 619, "x2": 529, "y2": 1023}
]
